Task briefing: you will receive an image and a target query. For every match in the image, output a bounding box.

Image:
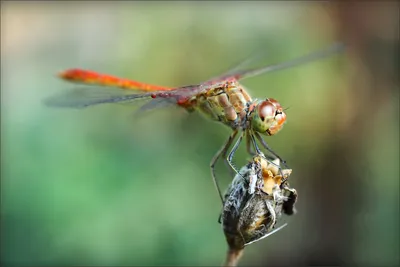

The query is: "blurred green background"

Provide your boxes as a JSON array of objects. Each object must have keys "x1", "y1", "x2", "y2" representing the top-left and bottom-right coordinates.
[{"x1": 1, "y1": 1, "x2": 399, "y2": 266}]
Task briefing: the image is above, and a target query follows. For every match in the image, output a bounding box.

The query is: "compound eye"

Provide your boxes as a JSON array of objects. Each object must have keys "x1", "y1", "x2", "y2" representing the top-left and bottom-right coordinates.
[
  {"x1": 275, "y1": 110, "x2": 286, "y2": 124},
  {"x1": 266, "y1": 98, "x2": 278, "y2": 104},
  {"x1": 258, "y1": 101, "x2": 276, "y2": 121},
  {"x1": 266, "y1": 98, "x2": 283, "y2": 108}
]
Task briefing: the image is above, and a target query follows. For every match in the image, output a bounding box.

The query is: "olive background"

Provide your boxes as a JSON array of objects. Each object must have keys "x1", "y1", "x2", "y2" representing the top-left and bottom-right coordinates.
[{"x1": 1, "y1": 2, "x2": 399, "y2": 266}]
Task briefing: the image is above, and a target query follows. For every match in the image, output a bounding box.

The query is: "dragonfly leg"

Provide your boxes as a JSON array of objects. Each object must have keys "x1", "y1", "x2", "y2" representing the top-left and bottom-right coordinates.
[
  {"x1": 248, "y1": 131, "x2": 263, "y2": 155},
  {"x1": 254, "y1": 132, "x2": 289, "y2": 169},
  {"x1": 222, "y1": 129, "x2": 254, "y2": 179},
  {"x1": 227, "y1": 131, "x2": 246, "y2": 179},
  {"x1": 222, "y1": 136, "x2": 241, "y2": 178},
  {"x1": 210, "y1": 129, "x2": 239, "y2": 204},
  {"x1": 246, "y1": 129, "x2": 256, "y2": 156},
  {"x1": 249, "y1": 132, "x2": 285, "y2": 179}
]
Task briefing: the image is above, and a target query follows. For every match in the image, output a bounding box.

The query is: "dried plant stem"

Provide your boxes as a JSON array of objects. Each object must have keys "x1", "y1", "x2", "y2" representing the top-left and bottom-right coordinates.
[{"x1": 223, "y1": 248, "x2": 244, "y2": 267}]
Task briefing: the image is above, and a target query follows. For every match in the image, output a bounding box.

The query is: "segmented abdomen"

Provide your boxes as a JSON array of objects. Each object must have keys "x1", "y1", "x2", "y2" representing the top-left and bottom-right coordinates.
[{"x1": 59, "y1": 69, "x2": 171, "y2": 91}]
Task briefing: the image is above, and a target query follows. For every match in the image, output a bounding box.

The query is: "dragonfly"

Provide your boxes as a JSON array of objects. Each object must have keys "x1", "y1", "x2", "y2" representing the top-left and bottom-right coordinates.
[{"x1": 44, "y1": 42, "x2": 344, "y2": 203}]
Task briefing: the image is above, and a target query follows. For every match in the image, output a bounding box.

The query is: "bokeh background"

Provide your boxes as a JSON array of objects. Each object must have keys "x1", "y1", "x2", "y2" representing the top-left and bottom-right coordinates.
[{"x1": 1, "y1": 1, "x2": 399, "y2": 266}]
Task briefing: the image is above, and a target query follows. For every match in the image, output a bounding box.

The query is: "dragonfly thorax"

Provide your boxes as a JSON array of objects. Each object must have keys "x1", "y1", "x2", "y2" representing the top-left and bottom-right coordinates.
[
  {"x1": 250, "y1": 98, "x2": 286, "y2": 136},
  {"x1": 193, "y1": 82, "x2": 253, "y2": 129}
]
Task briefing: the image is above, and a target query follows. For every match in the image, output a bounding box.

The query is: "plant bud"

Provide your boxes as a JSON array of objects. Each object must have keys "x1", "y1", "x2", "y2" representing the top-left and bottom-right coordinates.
[{"x1": 221, "y1": 154, "x2": 298, "y2": 251}]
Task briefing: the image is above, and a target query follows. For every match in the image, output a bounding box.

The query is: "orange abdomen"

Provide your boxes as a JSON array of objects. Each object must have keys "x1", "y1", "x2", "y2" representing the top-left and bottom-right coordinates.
[{"x1": 59, "y1": 69, "x2": 171, "y2": 92}]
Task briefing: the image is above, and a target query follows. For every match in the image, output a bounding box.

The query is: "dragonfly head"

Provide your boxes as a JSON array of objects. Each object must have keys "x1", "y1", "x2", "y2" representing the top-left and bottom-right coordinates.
[{"x1": 251, "y1": 98, "x2": 286, "y2": 136}]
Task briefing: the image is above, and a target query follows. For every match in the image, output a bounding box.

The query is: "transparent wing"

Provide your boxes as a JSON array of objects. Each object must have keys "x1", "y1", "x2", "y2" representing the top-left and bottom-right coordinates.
[
  {"x1": 43, "y1": 86, "x2": 154, "y2": 109},
  {"x1": 49, "y1": 42, "x2": 345, "y2": 110},
  {"x1": 43, "y1": 84, "x2": 204, "y2": 110},
  {"x1": 135, "y1": 97, "x2": 178, "y2": 113},
  {"x1": 206, "y1": 50, "x2": 265, "y2": 83},
  {"x1": 212, "y1": 42, "x2": 345, "y2": 83}
]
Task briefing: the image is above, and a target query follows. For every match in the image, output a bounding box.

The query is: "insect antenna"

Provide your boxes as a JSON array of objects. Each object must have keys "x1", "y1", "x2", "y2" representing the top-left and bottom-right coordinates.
[{"x1": 283, "y1": 105, "x2": 292, "y2": 112}]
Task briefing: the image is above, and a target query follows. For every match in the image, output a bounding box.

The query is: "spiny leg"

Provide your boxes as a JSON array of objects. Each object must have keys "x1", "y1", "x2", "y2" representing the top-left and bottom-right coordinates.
[
  {"x1": 222, "y1": 149, "x2": 236, "y2": 178},
  {"x1": 220, "y1": 131, "x2": 246, "y2": 223},
  {"x1": 227, "y1": 131, "x2": 246, "y2": 180},
  {"x1": 222, "y1": 129, "x2": 255, "y2": 178},
  {"x1": 246, "y1": 129, "x2": 256, "y2": 156},
  {"x1": 248, "y1": 131, "x2": 262, "y2": 155},
  {"x1": 211, "y1": 129, "x2": 239, "y2": 204},
  {"x1": 255, "y1": 132, "x2": 289, "y2": 169}
]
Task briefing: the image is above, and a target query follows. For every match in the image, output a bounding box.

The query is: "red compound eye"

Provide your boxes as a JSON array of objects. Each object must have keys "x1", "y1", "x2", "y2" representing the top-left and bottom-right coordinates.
[
  {"x1": 258, "y1": 101, "x2": 276, "y2": 121},
  {"x1": 275, "y1": 111, "x2": 286, "y2": 125},
  {"x1": 266, "y1": 98, "x2": 283, "y2": 108}
]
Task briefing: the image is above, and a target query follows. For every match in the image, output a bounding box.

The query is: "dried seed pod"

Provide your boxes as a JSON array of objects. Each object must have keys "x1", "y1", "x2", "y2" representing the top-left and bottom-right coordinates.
[{"x1": 221, "y1": 154, "x2": 298, "y2": 252}]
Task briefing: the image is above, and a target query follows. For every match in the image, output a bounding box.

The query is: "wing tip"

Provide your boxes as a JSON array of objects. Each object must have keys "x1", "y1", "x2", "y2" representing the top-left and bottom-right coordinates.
[{"x1": 42, "y1": 96, "x2": 88, "y2": 109}]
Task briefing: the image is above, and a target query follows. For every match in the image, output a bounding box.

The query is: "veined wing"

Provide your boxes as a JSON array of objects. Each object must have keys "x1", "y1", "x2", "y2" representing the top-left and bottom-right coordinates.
[
  {"x1": 43, "y1": 86, "x2": 151, "y2": 109},
  {"x1": 58, "y1": 69, "x2": 173, "y2": 92},
  {"x1": 53, "y1": 68, "x2": 220, "y2": 110},
  {"x1": 213, "y1": 42, "x2": 345, "y2": 82},
  {"x1": 205, "y1": 50, "x2": 264, "y2": 83},
  {"x1": 43, "y1": 84, "x2": 200, "y2": 109}
]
